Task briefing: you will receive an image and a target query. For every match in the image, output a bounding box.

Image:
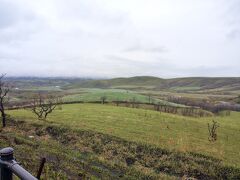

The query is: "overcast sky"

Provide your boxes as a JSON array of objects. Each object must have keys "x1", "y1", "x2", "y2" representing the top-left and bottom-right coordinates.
[{"x1": 0, "y1": 0, "x2": 240, "y2": 78}]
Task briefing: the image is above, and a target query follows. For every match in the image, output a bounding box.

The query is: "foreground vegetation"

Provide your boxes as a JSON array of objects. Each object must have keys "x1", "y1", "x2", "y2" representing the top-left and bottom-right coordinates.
[{"x1": 1, "y1": 103, "x2": 239, "y2": 179}]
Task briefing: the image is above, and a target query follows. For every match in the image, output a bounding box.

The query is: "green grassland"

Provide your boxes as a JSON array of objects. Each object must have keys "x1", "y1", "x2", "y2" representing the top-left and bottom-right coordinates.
[
  {"x1": 7, "y1": 76, "x2": 240, "y2": 107},
  {"x1": 8, "y1": 104, "x2": 240, "y2": 168},
  {"x1": 62, "y1": 89, "x2": 185, "y2": 107}
]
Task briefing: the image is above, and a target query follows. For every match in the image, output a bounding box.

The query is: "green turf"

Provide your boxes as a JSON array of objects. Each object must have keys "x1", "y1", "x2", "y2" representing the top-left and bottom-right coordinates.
[
  {"x1": 62, "y1": 88, "x2": 185, "y2": 107},
  {"x1": 63, "y1": 89, "x2": 148, "y2": 102},
  {"x1": 8, "y1": 103, "x2": 240, "y2": 168}
]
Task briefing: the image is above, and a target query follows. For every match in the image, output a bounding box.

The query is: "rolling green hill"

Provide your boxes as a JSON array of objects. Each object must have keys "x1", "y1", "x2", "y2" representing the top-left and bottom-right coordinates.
[
  {"x1": 63, "y1": 76, "x2": 163, "y2": 89},
  {"x1": 63, "y1": 76, "x2": 240, "y2": 92},
  {"x1": 7, "y1": 76, "x2": 240, "y2": 93}
]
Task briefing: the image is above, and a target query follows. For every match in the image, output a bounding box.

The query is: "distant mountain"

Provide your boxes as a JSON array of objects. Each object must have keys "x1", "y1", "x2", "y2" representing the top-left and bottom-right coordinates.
[
  {"x1": 64, "y1": 76, "x2": 240, "y2": 92},
  {"x1": 6, "y1": 76, "x2": 240, "y2": 92},
  {"x1": 74, "y1": 76, "x2": 163, "y2": 88}
]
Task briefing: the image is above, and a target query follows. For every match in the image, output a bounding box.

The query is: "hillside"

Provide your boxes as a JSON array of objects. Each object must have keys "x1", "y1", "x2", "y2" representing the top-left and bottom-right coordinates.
[
  {"x1": 4, "y1": 104, "x2": 240, "y2": 179},
  {"x1": 63, "y1": 76, "x2": 240, "y2": 92},
  {"x1": 7, "y1": 76, "x2": 240, "y2": 92}
]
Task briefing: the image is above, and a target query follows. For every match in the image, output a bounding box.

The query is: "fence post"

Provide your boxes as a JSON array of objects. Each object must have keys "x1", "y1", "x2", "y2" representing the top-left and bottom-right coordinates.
[
  {"x1": 0, "y1": 147, "x2": 38, "y2": 180},
  {"x1": 0, "y1": 147, "x2": 14, "y2": 180}
]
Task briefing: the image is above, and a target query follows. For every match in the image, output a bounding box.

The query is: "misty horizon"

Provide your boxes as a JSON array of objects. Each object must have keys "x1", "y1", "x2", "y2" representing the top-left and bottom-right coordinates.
[{"x1": 5, "y1": 75, "x2": 240, "y2": 80}]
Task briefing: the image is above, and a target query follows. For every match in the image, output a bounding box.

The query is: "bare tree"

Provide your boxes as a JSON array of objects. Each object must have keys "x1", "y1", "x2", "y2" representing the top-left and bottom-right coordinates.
[
  {"x1": 131, "y1": 97, "x2": 136, "y2": 108},
  {"x1": 208, "y1": 120, "x2": 219, "y2": 142},
  {"x1": 154, "y1": 102, "x2": 161, "y2": 111},
  {"x1": 31, "y1": 94, "x2": 60, "y2": 120},
  {"x1": 237, "y1": 95, "x2": 240, "y2": 104},
  {"x1": 114, "y1": 98, "x2": 120, "y2": 106},
  {"x1": 147, "y1": 94, "x2": 151, "y2": 104},
  {"x1": 100, "y1": 96, "x2": 107, "y2": 104},
  {"x1": 0, "y1": 74, "x2": 10, "y2": 127}
]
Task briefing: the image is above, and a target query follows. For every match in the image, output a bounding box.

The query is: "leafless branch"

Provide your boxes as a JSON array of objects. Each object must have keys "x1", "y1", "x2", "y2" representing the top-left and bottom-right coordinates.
[{"x1": 31, "y1": 93, "x2": 61, "y2": 120}]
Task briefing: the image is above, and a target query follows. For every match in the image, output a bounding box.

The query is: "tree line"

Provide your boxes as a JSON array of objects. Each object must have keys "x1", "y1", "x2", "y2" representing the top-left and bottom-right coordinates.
[
  {"x1": 167, "y1": 96, "x2": 240, "y2": 114},
  {"x1": 0, "y1": 74, "x2": 61, "y2": 127}
]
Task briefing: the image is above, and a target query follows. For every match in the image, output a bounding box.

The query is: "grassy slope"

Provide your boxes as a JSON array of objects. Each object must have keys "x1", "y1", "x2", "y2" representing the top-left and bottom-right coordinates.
[
  {"x1": 8, "y1": 104, "x2": 240, "y2": 168},
  {"x1": 64, "y1": 76, "x2": 163, "y2": 89},
  {"x1": 62, "y1": 89, "x2": 185, "y2": 107}
]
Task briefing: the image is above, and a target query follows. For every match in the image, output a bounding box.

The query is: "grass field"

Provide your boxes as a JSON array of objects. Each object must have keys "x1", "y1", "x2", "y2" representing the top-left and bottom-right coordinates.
[
  {"x1": 8, "y1": 104, "x2": 240, "y2": 168},
  {"x1": 62, "y1": 89, "x2": 185, "y2": 108},
  {"x1": 62, "y1": 88, "x2": 154, "y2": 102}
]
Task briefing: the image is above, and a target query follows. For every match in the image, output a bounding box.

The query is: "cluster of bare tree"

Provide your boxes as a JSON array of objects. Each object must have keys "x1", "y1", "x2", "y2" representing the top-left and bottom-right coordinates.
[
  {"x1": 112, "y1": 100, "x2": 209, "y2": 117},
  {"x1": 118, "y1": 98, "x2": 140, "y2": 108},
  {"x1": 130, "y1": 97, "x2": 137, "y2": 108},
  {"x1": 153, "y1": 104, "x2": 208, "y2": 117},
  {"x1": 235, "y1": 95, "x2": 240, "y2": 104},
  {"x1": 154, "y1": 103, "x2": 179, "y2": 113},
  {"x1": 147, "y1": 94, "x2": 154, "y2": 104},
  {"x1": 0, "y1": 74, "x2": 62, "y2": 127},
  {"x1": 167, "y1": 96, "x2": 240, "y2": 114}
]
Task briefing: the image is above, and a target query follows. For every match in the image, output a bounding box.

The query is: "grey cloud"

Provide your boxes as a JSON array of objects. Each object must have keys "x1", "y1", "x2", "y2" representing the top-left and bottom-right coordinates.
[
  {"x1": 57, "y1": 0, "x2": 129, "y2": 28},
  {"x1": 104, "y1": 54, "x2": 181, "y2": 77},
  {"x1": 0, "y1": 1, "x2": 19, "y2": 29},
  {"x1": 105, "y1": 55, "x2": 142, "y2": 65},
  {"x1": 0, "y1": 0, "x2": 44, "y2": 44},
  {"x1": 124, "y1": 45, "x2": 167, "y2": 53},
  {"x1": 0, "y1": 0, "x2": 240, "y2": 77},
  {"x1": 224, "y1": 0, "x2": 240, "y2": 39},
  {"x1": 226, "y1": 29, "x2": 240, "y2": 39},
  {"x1": 180, "y1": 66, "x2": 240, "y2": 77},
  {"x1": 106, "y1": 55, "x2": 240, "y2": 77},
  {"x1": 0, "y1": 0, "x2": 39, "y2": 29}
]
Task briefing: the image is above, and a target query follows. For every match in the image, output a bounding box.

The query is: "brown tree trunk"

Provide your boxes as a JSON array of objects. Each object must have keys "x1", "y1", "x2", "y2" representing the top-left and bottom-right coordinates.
[{"x1": 1, "y1": 111, "x2": 6, "y2": 127}]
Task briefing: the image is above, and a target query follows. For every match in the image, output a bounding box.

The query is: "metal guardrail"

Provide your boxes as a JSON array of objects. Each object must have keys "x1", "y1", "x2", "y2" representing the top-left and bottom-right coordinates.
[{"x1": 0, "y1": 147, "x2": 38, "y2": 180}]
